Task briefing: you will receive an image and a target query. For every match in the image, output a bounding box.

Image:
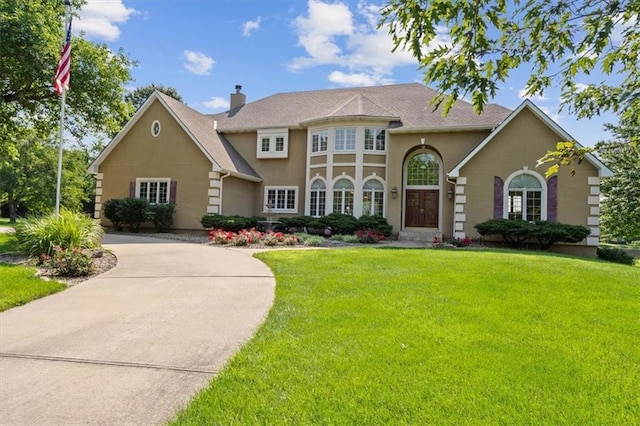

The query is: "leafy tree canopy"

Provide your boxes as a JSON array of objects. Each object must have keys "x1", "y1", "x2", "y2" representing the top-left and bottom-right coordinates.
[
  {"x1": 125, "y1": 84, "x2": 184, "y2": 112},
  {"x1": 0, "y1": 0, "x2": 135, "y2": 148},
  {"x1": 379, "y1": 0, "x2": 639, "y2": 127}
]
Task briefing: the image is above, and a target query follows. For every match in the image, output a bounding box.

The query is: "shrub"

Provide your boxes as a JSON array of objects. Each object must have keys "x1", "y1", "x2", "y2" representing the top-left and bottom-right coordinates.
[
  {"x1": 356, "y1": 215, "x2": 392, "y2": 237},
  {"x1": 276, "y1": 216, "x2": 314, "y2": 233},
  {"x1": 304, "y1": 236, "x2": 325, "y2": 247},
  {"x1": 116, "y1": 197, "x2": 149, "y2": 233},
  {"x1": 356, "y1": 229, "x2": 385, "y2": 243},
  {"x1": 474, "y1": 218, "x2": 590, "y2": 249},
  {"x1": 201, "y1": 214, "x2": 263, "y2": 232},
  {"x1": 15, "y1": 210, "x2": 103, "y2": 258},
  {"x1": 597, "y1": 247, "x2": 636, "y2": 265},
  {"x1": 103, "y1": 199, "x2": 124, "y2": 231},
  {"x1": 475, "y1": 219, "x2": 534, "y2": 248},
  {"x1": 533, "y1": 221, "x2": 591, "y2": 249},
  {"x1": 147, "y1": 203, "x2": 176, "y2": 232},
  {"x1": 343, "y1": 235, "x2": 360, "y2": 243},
  {"x1": 320, "y1": 212, "x2": 359, "y2": 235},
  {"x1": 41, "y1": 245, "x2": 94, "y2": 277}
]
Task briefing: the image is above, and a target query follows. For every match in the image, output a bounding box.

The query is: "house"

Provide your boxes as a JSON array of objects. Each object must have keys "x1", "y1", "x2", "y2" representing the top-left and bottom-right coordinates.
[{"x1": 89, "y1": 83, "x2": 612, "y2": 254}]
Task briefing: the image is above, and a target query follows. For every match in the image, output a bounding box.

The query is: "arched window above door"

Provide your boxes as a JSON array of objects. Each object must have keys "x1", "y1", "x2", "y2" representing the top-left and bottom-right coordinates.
[{"x1": 407, "y1": 153, "x2": 439, "y2": 186}]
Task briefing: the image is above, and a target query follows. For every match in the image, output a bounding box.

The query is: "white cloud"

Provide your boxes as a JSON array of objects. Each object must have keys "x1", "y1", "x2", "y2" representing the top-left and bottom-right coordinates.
[
  {"x1": 183, "y1": 51, "x2": 215, "y2": 75},
  {"x1": 518, "y1": 88, "x2": 549, "y2": 101},
  {"x1": 202, "y1": 97, "x2": 229, "y2": 111},
  {"x1": 574, "y1": 83, "x2": 589, "y2": 93},
  {"x1": 328, "y1": 71, "x2": 393, "y2": 87},
  {"x1": 611, "y1": 14, "x2": 637, "y2": 43},
  {"x1": 538, "y1": 105, "x2": 561, "y2": 122},
  {"x1": 76, "y1": 0, "x2": 137, "y2": 41},
  {"x1": 242, "y1": 17, "x2": 262, "y2": 37},
  {"x1": 288, "y1": 0, "x2": 437, "y2": 87}
]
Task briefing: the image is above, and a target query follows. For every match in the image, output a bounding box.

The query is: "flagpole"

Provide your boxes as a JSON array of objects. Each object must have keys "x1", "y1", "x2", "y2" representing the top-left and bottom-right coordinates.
[{"x1": 55, "y1": 0, "x2": 71, "y2": 217}]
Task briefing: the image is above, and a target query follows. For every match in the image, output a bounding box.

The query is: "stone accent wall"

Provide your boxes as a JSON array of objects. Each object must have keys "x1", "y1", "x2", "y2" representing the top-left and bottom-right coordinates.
[
  {"x1": 93, "y1": 173, "x2": 103, "y2": 219},
  {"x1": 206, "y1": 171, "x2": 222, "y2": 214},
  {"x1": 454, "y1": 177, "x2": 467, "y2": 238},
  {"x1": 586, "y1": 176, "x2": 601, "y2": 246}
]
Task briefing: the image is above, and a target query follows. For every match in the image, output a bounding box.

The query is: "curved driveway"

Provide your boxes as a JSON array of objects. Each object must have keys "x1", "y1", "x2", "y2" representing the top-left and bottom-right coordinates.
[{"x1": 0, "y1": 234, "x2": 275, "y2": 425}]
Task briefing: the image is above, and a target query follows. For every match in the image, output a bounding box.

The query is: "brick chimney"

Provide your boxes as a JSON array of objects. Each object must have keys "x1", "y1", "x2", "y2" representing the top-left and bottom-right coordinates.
[{"x1": 230, "y1": 84, "x2": 246, "y2": 110}]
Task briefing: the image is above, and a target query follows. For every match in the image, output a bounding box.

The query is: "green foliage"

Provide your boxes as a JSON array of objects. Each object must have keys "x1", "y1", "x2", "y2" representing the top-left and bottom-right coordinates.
[
  {"x1": 103, "y1": 198, "x2": 124, "y2": 231},
  {"x1": 276, "y1": 216, "x2": 314, "y2": 233},
  {"x1": 0, "y1": 264, "x2": 66, "y2": 312},
  {"x1": 1, "y1": 0, "x2": 135, "y2": 143},
  {"x1": 356, "y1": 215, "x2": 393, "y2": 237},
  {"x1": 379, "y1": 1, "x2": 640, "y2": 126},
  {"x1": 597, "y1": 247, "x2": 636, "y2": 266},
  {"x1": 171, "y1": 249, "x2": 640, "y2": 424},
  {"x1": 147, "y1": 202, "x2": 175, "y2": 233},
  {"x1": 303, "y1": 236, "x2": 324, "y2": 247},
  {"x1": 14, "y1": 210, "x2": 103, "y2": 257},
  {"x1": 320, "y1": 212, "x2": 359, "y2": 235},
  {"x1": 125, "y1": 84, "x2": 183, "y2": 112},
  {"x1": 0, "y1": 233, "x2": 18, "y2": 253},
  {"x1": 598, "y1": 124, "x2": 640, "y2": 240},
  {"x1": 116, "y1": 197, "x2": 149, "y2": 233},
  {"x1": 200, "y1": 214, "x2": 263, "y2": 232},
  {"x1": 41, "y1": 245, "x2": 94, "y2": 277},
  {"x1": 474, "y1": 218, "x2": 590, "y2": 249}
]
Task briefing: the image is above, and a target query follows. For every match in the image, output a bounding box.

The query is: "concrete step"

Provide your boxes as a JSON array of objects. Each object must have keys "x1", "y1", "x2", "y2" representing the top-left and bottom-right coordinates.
[{"x1": 398, "y1": 230, "x2": 442, "y2": 243}]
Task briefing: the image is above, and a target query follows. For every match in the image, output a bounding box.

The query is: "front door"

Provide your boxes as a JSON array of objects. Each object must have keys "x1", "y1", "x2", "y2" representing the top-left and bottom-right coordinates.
[{"x1": 405, "y1": 189, "x2": 439, "y2": 227}]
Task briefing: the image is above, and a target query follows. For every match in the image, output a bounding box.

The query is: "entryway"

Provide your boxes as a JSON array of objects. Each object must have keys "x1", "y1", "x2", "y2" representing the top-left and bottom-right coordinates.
[{"x1": 405, "y1": 189, "x2": 439, "y2": 227}]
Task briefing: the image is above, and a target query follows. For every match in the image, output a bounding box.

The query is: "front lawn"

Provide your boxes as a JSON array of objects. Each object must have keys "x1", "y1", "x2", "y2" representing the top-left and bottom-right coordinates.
[
  {"x1": 0, "y1": 264, "x2": 66, "y2": 311},
  {"x1": 171, "y1": 248, "x2": 640, "y2": 424}
]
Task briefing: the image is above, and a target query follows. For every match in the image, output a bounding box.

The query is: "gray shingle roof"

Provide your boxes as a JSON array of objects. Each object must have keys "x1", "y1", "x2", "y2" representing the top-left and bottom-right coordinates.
[
  {"x1": 211, "y1": 83, "x2": 511, "y2": 132},
  {"x1": 157, "y1": 92, "x2": 260, "y2": 180}
]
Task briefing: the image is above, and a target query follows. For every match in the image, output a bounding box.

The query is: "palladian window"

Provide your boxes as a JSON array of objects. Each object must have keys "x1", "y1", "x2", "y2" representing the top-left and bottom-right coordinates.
[
  {"x1": 507, "y1": 173, "x2": 543, "y2": 221},
  {"x1": 362, "y1": 179, "x2": 384, "y2": 216},
  {"x1": 333, "y1": 178, "x2": 354, "y2": 215}
]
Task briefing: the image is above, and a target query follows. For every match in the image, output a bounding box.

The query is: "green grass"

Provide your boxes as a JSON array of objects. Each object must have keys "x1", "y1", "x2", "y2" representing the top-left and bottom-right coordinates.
[
  {"x1": 0, "y1": 233, "x2": 18, "y2": 253},
  {"x1": 0, "y1": 264, "x2": 66, "y2": 311},
  {"x1": 171, "y1": 249, "x2": 640, "y2": 425}
]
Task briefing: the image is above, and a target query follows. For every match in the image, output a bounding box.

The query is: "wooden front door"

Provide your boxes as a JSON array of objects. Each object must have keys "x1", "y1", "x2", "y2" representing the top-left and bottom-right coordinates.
[{"x1": 405, "y1": 190, "x2": 439, "y2": 228}]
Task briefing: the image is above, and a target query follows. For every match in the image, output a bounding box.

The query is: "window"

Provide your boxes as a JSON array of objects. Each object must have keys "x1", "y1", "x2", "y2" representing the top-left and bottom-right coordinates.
[
  {"x1": 407, "y1": 153, "x2": 439, "y2": 186},
  {"x1": 362, "y1": 179, "x2": 384, "y2": 216},
  {"x1": 137, "y1": 178, "x2": 170, "y2": 204},
  {"x1": 311, "y1": 129, "x2": 328, "y2": 153},
  {"x1": 365, "y1": 128, "x2": 386, "y2": 151},
  {"x1": 265, "y1": 187, "x2": 298, "y2": 213},
  {"x1": 257, "y1": 128, "x2": 289, "y2": 158},
  {"x1": 309, "y1": 179, "x2": 326, "y2": 217},
  {"x1": 335, "y1": 128, "x2": 356, "y2": 151},
  {"x1": 333, "y1": 178, "x2": 354, "y2": 215},
  {"x1": 505, "y1": 172, "x2": 545, "y2": 221}
]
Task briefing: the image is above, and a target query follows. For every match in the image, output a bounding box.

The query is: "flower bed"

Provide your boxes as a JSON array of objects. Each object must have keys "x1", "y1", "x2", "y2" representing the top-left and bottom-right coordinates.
[{"x1": 208, "y1": 228, "x2": 300, "y2": 247}]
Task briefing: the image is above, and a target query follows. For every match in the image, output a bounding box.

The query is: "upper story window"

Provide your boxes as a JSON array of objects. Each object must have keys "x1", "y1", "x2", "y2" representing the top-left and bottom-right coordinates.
[
  {"x1": 407, "y1": 153, "x2": 439, "y2": 186},
  {"x1": 335, "y1": 128, "x2": 356, "y2": 151},
  {"x1": 257, "y1": 128, "x2": 288, "y2": 158},
  {"x1": 137, "y1": 178, "x2": 170, "y2": 204},
  {"x1": 311, "y1": 129, "x2": 328, "y2": 153},
  {"x1": 364, "y1": 128, "x2": 386, "y2": 151},
  {"x1": 505, "y1": 172, "x2": 545, "y2": 222}
]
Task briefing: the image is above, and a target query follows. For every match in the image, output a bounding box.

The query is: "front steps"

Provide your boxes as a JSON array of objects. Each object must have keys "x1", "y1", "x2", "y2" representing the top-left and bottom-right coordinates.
[{"x1": 397, "y1": 230, "x2": 442, "y2": 243}]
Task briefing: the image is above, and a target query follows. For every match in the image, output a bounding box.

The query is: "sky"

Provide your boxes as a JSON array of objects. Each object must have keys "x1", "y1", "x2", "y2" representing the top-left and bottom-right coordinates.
[{"x1": 73, "y1": 0, "x2": 620, "y2": 147}]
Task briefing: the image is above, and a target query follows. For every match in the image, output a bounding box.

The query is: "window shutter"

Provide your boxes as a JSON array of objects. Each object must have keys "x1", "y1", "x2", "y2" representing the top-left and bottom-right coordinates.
[
  {"x1": 547, "y1": 176, "x2": 558, "y2": 222},
  {"x1": 129, "y1": 181, "x2": 135, "y2": 197},
  {"x1": 494, "y1": 176, "x2": 504, "y2": 218},
  {"x1": 170, "y1": 181, "x2": 177, "y2": 203}
]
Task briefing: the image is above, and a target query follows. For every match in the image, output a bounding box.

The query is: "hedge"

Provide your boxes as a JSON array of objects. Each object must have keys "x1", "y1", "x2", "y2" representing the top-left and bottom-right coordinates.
[{"x1": 474, "y1": 219, "x2": 590, "y2": 249}]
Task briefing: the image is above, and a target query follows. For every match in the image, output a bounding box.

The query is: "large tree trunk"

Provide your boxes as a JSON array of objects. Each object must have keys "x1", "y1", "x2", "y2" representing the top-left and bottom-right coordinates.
[{"x1": 8, "y1": 192, "x2": 17, "y2": 223}]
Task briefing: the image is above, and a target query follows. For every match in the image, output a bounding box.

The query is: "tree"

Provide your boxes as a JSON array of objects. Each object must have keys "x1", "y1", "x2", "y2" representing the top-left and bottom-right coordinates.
[
  {"x1": 598, "y1": 122, "x2": 640, "y2": 241},
  {"x1": 125, "y1": 84, "x2": 183, "y2": 112},
  {"x1": 0, "y1": 0, "x2": 135, "y2": 147},
  {"x1": 379, "y1": 1, "x2": 639, "y2": 172}
]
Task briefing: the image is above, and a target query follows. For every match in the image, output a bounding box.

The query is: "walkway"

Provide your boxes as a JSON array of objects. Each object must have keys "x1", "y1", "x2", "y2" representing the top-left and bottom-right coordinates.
[{"x1": 0, "y1": 234, "x2": 275, "y2": 425}]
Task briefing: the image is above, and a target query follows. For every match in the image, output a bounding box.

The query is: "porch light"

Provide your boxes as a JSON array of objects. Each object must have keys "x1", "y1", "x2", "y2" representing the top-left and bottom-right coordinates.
[
  {"x1": 391, "y1": 186, "x2": 398, "y2": 199},
  {"x1": 447, "y1": 186, "x2": 454, "y2": 200}
]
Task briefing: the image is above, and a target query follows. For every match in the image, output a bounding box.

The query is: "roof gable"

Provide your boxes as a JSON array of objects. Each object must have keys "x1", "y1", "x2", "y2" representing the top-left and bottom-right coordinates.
[{"x1": 448, "y1": 100, "x2": 613, "y2": 178}]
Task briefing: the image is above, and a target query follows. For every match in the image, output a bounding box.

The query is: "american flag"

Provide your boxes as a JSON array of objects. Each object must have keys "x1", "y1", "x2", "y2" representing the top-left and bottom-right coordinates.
[{"x1": 54, "y1": 16, "x2": 72, "y2": 95}]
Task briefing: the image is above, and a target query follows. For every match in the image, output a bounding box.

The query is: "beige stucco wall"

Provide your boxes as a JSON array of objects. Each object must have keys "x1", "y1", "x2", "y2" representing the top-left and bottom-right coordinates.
[
  {"x1": 97, "y1": 100, "x2": 212, "y2": 230},
  {"x1": 223, "y1": 129, "x2": 307, "y2": 216},
  {"x1": 458, "y1": 108, "x2": 597, "y2": 241},
  {"x1": 221, "y1": 176, "x2": 256, "y2": 217},
  {"x1": 385, "y1": 131, "x2": 491, "y2": 235}
]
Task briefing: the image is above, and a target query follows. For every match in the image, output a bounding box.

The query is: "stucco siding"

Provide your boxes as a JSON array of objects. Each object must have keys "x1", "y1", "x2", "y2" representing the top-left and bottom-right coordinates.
[{"x1": 221, "y1": 177, "x2": 257, "y2": 217}]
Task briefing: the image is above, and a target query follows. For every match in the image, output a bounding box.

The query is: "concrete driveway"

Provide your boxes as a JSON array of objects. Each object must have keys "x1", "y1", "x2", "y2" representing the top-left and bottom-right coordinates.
[{"x1": 0, "y1": 234, "x2": 275, "y2": 425}]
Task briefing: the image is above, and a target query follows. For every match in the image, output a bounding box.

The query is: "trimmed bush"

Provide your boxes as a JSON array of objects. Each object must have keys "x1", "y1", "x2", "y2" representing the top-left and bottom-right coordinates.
[
  {"x1": 597, "y1": 247, "x2": 636, "y2": 265},
  {"x1": 201, "y1": 214, "x2": 264, "y2": 232},
  {"x1": 320, "y1": 212, "x2": 359, "y2": 235},
  {"x1": 15, "y1": 210, "x2": 103, "y2": 258},
  {"x1": 148, "y1": 203, "x2": 176, "y2": 232},
  {"x1": 103, "y1": 198, "x2": 124, "y2": 231},
  {"x1": 41, "y1": 245, "x2": 94, "y2": 277},
  {"x1": 474, "y1": 218, "x2": 590, "y2": 249},
  {"x1": 276, "y1": 216, "x2": 314, "y2": 233},
  {"x1": 356, "y1": 215, "x2": 392, "y2": 237},
  {"x1": 116, "y1": 197, "x2": 149, "y2": 233}
]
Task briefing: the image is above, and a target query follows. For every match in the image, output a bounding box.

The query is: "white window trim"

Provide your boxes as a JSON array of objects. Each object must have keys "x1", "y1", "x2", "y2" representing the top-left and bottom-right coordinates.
[
  {"x1": 136, "y1": 177, "x2": 171, "y2": 204},
  {"x1": 364, "y1": 128, "x2": 387, "y2": 152},
  {"x1": 334, "y1": 127, "x2": 357, "y2": 152},
  {"x1": 263, "y1": 186, "x2": 298, "y2": 213},
  {"x1": 503, "y1": 169, "x2": 547, "y2": 221},
  {"x1": 331, "y1": 176, "x2": 356, "y2": 215},
  {"x1": 310, "y1": 128, "x2": 329, "y2": 154},
  {"x1": 361, "y1": 177, "x2": 386, "y2": 216},
  {"x1": 308, "y1": 177, "x2": 328, "y2": 217},
  {"x1": 257, "y1": 128, "x2": 289, "y2": 159}
]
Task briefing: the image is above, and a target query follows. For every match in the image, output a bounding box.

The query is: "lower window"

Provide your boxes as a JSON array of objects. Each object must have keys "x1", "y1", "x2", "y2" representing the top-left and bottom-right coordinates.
[
  {"x1": 265, "y1": 187, "x2": 298, "y2": 213},
  {"x1": 137, "y1": 179, "x2": 170, "y2": 204}
]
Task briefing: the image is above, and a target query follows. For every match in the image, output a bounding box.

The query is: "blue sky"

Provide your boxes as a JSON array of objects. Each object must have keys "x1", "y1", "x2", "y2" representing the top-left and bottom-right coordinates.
[{"x1": 74, "y1": 0, "x2": 619, "y2": 147}]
